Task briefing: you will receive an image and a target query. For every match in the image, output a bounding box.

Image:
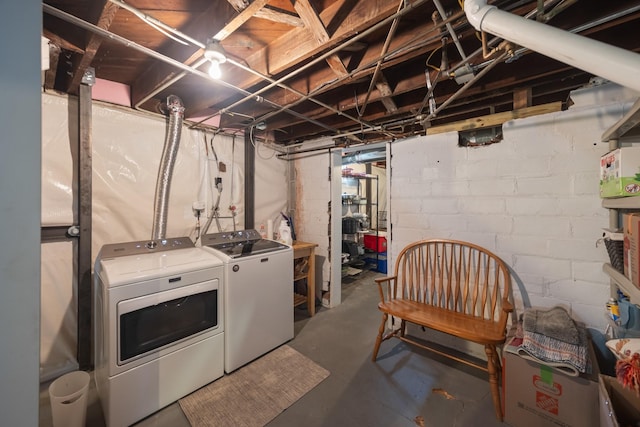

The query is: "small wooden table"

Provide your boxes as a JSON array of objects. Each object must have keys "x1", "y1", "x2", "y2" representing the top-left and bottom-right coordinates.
[{"x1": 292, "y1": 241, "x2": 318, "y2": 316}]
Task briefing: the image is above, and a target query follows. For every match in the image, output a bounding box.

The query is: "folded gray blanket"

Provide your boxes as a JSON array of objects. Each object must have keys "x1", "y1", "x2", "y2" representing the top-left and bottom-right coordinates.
[
  {"x1": 518, "y1": 306, "x2": 589, "y2": 375},
  {"x1": 522, "y1": 306, "x2": 580, "y2": 345}
]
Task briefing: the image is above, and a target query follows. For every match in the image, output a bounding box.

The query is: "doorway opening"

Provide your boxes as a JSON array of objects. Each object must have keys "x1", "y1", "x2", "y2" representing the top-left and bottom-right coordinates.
[{"x1": 329, "y1": 143, "x2": 388, "y2": 307}]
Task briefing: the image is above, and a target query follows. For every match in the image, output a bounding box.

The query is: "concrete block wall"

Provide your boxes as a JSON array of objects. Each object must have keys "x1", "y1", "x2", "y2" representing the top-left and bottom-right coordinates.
[{"x1": 391, "y1": 83, "x2": 638, "y2": 331}]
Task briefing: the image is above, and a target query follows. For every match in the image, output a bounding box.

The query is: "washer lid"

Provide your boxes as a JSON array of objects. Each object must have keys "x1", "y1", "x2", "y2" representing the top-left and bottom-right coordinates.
[
  {"x1": 201, "y1": 229, "x2": 289, "y2": 259},
  {"x1": 205, "y1": 239, "x2": 289, "y2": 259}
]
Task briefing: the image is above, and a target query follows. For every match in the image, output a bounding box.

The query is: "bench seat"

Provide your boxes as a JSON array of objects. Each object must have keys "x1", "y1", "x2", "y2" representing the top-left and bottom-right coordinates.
[{"x1": 378, "y1": 300, "x2": 507, "y2": 345}]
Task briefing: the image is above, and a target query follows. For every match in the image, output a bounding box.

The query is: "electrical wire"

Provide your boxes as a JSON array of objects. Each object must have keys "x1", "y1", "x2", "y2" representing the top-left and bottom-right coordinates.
[
  {"x1": 249, "y1": 126, "x2": 277, "y2": 160},
  {"x1": 425, "y1": 46, "x2": 442, "y2": 71},
  {"x1": 230, "y1": 135, "x2": 237, "y2": 232},
  {"x1": 193, "y1": 211, "x2": 201, "y2": 244}
]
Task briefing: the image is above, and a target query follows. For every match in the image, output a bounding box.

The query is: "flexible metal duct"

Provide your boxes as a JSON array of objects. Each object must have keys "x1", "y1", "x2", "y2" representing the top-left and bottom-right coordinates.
[
  {"x1": 151, "y1": 95, "x2": 184, "y2": 240},
  {"x1": 464, "y1": 0, "x2": 640, "y2": 93},
  {"x1": 342, "y1": 150, "x2": 386, "y2": 165}
]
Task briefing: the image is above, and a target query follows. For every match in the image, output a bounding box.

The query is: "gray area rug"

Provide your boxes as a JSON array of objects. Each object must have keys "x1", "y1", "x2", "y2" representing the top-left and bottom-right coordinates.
[{"x1": 179, "y1": 345, "x2": 330, "y2": 427}]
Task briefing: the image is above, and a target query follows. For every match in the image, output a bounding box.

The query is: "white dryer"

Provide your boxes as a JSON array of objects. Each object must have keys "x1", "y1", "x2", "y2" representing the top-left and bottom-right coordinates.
[
  {"x1": 201, "y1": 229, "x2": 293, "y2": 373},
  {"x1": 94, "y1": 237, "x2": 224, "y2": 427}
]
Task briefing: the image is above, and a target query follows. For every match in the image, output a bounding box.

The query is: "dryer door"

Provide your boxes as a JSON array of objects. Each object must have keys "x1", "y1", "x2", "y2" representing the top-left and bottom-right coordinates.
[{"x1": 117, "y1": 280, "x2": 219, "y2": 365}]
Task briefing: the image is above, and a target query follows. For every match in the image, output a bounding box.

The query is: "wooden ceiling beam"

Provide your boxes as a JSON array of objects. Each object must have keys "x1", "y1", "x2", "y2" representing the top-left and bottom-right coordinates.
[
  {"x1": 292, "y1": 0, "x2": 349, "y2": 76},
  {"x1": 214, "y1": 0, "x2": 271, "y2": 41},
  {"x1": 226, "y1": 0, "x2": 250, "y2": 12},
  {"x1": 426, "y1": 102, "x2": 563, "y2": 135},
  {"x1": 227, "y1": 0, "x2": 304, "y2": 26},
  {"x1": 292, "y1": 0, "x2": 328, "y2": 44},
  {"x1": 131, "y1": 2, "x2": 237, "y2": 108},
  {"x1": 44, "y1": 43, "x2": 61, "y2": 91},
  {"x1": 255, "y1": 6, "x2": 304, "y2": 27},
  {"x1": 183, "y1": 0, "x2": 403, "y2": 116},
  {"x1": 233, "y1": 21, "x2": 450, "y2": 115},
  {"x1": 67, "y1": 1, "x2": 119, "y2": 93},
  {"x1": 198, "y1": 21, "x2": 443, "y2": 130},
  {"x1": 42, "y1": 29, "x2": 84, "y2": 54},
  {"x1": 265, "y1": 65, "x2": 586, "y2": 142},
  {"x1": 375, "y1": 73, "x2": 398, "y2": 113},
  {"x1": 513, "y1": 87, "x2": 532, "y2": 109}
]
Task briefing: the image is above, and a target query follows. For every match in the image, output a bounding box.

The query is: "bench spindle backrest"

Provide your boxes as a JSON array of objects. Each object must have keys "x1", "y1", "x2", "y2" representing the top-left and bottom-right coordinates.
[{"x1": 394, "y1": 239, "x2": 511, "y2": 323}]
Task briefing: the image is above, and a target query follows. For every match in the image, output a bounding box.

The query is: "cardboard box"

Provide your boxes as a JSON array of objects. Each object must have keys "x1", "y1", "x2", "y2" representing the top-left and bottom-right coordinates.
[
  {"x1": 600, "y1": 147, "x2": 640, "y2": 198},
  {"x1": 599, "y1": 374, "x2": 640, "y2": 427},
  {"x1": 504, "y1": 351, "x2": 599, "y2": 427},
  {"x1": 623, "y1": 213, "x2": 640, "y2": 289}
]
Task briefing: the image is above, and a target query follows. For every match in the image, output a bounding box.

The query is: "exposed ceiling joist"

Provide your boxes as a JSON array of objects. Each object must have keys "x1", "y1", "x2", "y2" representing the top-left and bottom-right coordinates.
[{"x1": 42, "y1": 0, "x2": 640, "y2": 145}]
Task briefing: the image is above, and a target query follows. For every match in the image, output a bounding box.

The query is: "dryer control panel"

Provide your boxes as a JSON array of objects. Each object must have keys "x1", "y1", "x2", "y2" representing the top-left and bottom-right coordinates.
[{"x1": 98, "y1": 236, "x2": 194, "y2": 259}]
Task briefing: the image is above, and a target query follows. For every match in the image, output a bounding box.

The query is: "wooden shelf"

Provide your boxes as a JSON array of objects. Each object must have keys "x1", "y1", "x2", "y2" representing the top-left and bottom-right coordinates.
[
  {"x1": 293, "y1": 293, "x2": 307, "y2": 307},
  {"x1": 602, "y1": 97, "x2": 640, "y2": 308},
  {"x1": 602, "y1": 263, "x2": 640, "y2": 305},
  {"x1": 602, "y1": 197, "x2": 640, "y2": 209},
  {"x1": 293, "y1": 241, "x2": 317, "y2": 316}
]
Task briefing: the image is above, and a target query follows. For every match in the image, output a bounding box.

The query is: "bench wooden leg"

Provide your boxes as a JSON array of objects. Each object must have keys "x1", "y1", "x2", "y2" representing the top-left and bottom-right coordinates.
[
  {"x1": 372, "y1": 312, "x2": 388, "y2": 361},
  {"x1": 485, "y1": 344, "x2": 503, "y2": 421}
]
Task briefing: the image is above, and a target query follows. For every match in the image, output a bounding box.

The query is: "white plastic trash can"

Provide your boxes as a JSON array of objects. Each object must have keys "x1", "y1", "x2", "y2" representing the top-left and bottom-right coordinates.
[{"x1": 48, "y1": 371, "x2": 90, "y2": 427}]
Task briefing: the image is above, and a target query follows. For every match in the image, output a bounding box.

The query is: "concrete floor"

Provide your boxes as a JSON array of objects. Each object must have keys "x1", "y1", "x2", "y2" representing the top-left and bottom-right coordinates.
[{"x1": 40, "y1": 270, "x2": 506, "y2": 427}]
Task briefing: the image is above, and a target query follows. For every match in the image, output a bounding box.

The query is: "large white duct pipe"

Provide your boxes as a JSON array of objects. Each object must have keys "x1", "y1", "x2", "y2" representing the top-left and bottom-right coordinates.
[
  {"x1": 464, "y1": 0, "x2": 640, "y2": 93},
  {"x1": 151, "y1": 95, "x2": 184, "y2": 240}
]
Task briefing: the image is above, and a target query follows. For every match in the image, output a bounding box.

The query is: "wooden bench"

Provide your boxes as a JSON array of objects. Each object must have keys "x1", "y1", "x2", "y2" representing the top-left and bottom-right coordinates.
[{"x1": 371, "y1": 239, "x2": 513, "y2": 421}]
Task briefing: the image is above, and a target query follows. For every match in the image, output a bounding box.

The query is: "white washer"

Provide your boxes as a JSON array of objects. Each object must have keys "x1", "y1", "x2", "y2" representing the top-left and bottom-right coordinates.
[
  {"x1": 201, "y1": 229, "x2": 293, "y2": 373},
  {"x1": 94, "y1": 237, "x2": 225, "y2": 427}
]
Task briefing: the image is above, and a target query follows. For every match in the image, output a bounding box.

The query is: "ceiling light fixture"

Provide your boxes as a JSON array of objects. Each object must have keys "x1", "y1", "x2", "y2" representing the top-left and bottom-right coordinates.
[{"x1": 204, "y1": 40, "x2": 227, "y2": 79}]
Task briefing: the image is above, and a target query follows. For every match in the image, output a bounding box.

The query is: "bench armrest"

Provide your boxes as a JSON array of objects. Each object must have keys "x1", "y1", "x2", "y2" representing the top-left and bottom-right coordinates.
[
  {"x1": 374, "y1": 275, "x2": 397, "y2": 303},
  {"x1": 502, "y1": 299, "x2": 514, "y2": 313}
]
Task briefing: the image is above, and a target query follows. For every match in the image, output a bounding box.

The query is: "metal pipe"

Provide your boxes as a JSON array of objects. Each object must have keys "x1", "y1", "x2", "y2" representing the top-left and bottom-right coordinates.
[
  {"x1": 349, "y1": 0, "x2": 638, "y2": 137},
  {"x1": 312, "y1": 0, "x2": 636, "y2": 144},
  {"x1": 42, "y1": 4, "x2": 338, "y2": 133},
  {"x1": 134, "y1": 57, "x2": 208, "y2": 109},
  {"x1": 425, "y1": 50, "x2": 511, "y2": 121},
  {"x1": 225, "y1": 58, "x2": 383, "y2": 136},
  {"x1": 343, "y1": 0, "x2": 637, "y2": 140},
  {"x1": 359, "y1": 0, "x2": 406, "y2": 118},
  {"x1": 208, "y1": 0, "x2": 431, "y2": 122},
  {"x1": 539, "y1": 0, "x2": 578, "y2": 23},
  {"x1": 109, "y1": 0, "x2": 204, "y2": 49},
  {"x1": 493, "y1": 4, "x2": 640, "y2": 69},
  {"x1": 569, "y1": 4, "x2": 640, "y2": 34},
  {"x1": 432, "y1": 0, "x2": 468, "y2": 63},
  {"x1": 465, "y1": 0, "x2": 640, "y2": 93},
  {"x1": 107, "y1": 0, "x2": 403, "y2": 135},
  {"x1": 151, "y1": 95, "x2": 184, "y2": 240},
  {"x1": 238, "y1": 10, "x2": 466, "y2": 133}
]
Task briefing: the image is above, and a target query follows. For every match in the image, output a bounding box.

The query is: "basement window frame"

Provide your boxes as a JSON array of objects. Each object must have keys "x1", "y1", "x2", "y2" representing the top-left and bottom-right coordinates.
[{"x1": 458, "y1": 125, "x2": 504, "y2": 147}]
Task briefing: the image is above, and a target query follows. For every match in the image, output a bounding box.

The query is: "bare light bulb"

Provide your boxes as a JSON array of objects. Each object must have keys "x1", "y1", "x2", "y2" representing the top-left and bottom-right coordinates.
[
  {"x1": 208, "y1": 60, "x2": 222, "y2": 79},
  {"x1": 204, "y1": 40, "x2": 226, "y2": 79}
]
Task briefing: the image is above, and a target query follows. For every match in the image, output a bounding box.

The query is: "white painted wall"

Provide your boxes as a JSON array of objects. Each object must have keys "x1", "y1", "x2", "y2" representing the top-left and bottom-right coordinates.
[
  {"x1": 292, "y1": 149, "x2": 332, "y2": 295},
  {"x1": 390, "y1": 83, "x2": 638, "y2": 336},
  {"x1": 40, "y1": 92, "x2": 288, "y2": 380},
  {"x1": 254, "y1": 138, "x2": 289, "y2": 238}
]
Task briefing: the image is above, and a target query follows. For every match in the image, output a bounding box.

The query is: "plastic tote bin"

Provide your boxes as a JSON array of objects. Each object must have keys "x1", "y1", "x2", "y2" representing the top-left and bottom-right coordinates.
[{"x1": 48, "y1": 371, "x2": 90, "y2": 427}]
